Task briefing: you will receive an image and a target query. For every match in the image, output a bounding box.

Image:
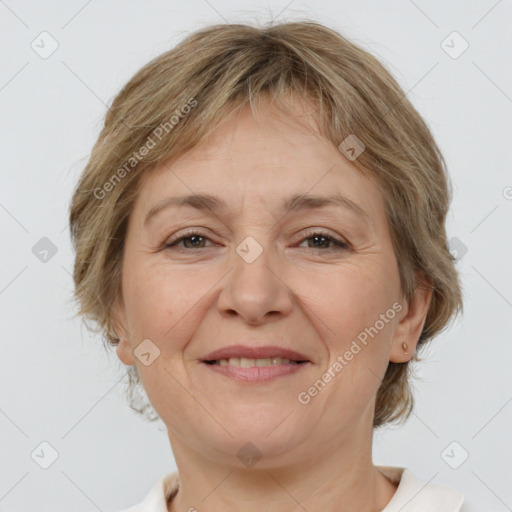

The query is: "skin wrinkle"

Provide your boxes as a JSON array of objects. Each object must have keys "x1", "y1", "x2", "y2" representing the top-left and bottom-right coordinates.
[{"x1": 112, "y1": 100, "x2": 432, "y2": 512}]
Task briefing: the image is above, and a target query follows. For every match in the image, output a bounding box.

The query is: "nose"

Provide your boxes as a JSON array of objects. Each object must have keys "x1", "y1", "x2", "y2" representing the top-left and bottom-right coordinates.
[{"x1": 216, "y1": 239, "x2": 294, "y2": 325}]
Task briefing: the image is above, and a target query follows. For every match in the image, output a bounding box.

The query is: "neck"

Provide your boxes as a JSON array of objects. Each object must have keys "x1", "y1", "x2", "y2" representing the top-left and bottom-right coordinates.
[{"x1": 166, "y1": 416, "x2": 397, "y2": 512}]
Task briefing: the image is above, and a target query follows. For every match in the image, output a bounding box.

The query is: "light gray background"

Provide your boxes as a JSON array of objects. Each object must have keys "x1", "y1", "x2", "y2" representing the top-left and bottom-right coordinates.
[{"x1": 1, "y1": 1, "x2": 511, "y2": 511}]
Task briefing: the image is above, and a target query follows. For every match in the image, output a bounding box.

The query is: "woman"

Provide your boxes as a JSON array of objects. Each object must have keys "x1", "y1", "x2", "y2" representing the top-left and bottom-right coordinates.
[{"x1": 68, "y1": 20, "x2": 466, "y2": 512}]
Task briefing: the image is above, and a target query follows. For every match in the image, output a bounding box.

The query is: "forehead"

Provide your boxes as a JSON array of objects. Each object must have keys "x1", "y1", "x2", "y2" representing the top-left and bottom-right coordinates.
[{"x1": 132, "y1": 102, "x2": 386, "y2": 230}]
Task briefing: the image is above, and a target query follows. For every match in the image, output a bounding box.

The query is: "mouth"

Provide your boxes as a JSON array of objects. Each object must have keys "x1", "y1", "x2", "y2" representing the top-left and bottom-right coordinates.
[
  {"x1": 201, "y1": 344, "x2": 311, "y2": 364},
  {"x1": 200, "y1": 345, "x2": 311, "y2": 382},
  {"x1": 203, "y1": 357, "x2": 308, "y2": 367}
]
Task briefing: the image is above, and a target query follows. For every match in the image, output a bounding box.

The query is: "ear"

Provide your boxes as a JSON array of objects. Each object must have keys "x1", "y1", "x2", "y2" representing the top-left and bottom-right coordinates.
[
  {"x1": 389, "y1": 273, "x2": 433, "y2": 363},
  {"x1": 111, "y1": 293, "x2": 135, "y2": 366}
]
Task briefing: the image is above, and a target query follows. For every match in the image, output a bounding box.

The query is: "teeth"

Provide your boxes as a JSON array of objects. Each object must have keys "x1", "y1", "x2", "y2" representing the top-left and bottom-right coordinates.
[{"x1": 216, "y1": 357, "x2": 297, "y2": 367}]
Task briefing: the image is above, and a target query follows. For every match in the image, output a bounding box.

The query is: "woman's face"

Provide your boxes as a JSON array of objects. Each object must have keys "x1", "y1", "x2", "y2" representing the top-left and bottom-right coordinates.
[{"x1": 113, "y1": 102, "x2": 429, "y2": 467}]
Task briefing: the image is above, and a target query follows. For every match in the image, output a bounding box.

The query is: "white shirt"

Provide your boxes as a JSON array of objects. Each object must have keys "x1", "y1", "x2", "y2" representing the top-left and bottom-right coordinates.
[{"x1": 117, "y1": 465, "x2": 466, "y2": 511}]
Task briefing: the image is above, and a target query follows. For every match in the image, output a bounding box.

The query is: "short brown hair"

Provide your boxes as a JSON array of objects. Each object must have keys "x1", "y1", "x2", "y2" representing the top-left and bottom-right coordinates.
[{"x1": 68, "y1": 19, "x2": 463, "y2": 427}]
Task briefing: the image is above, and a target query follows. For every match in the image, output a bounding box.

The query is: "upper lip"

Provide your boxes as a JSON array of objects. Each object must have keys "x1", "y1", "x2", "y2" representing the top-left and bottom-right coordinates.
[{"x1": 202, "y1": 345, "x2": 310, "y2": 362}]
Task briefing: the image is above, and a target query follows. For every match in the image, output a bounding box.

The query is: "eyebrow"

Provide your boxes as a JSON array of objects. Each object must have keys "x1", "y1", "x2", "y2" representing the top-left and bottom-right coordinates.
[{"x1": 144, "y1": 192, "x2": 370, "y2": 227}]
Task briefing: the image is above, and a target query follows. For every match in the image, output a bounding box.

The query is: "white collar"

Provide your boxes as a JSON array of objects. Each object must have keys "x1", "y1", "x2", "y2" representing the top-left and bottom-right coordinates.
[{"x1": 378, "y1": 466, "x2": 464, "y2": 511}]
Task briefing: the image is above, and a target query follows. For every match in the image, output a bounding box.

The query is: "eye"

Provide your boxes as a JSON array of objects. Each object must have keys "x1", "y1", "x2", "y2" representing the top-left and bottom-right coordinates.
[
  {"x1": 165, "y1": 230, "x2": 213, "y2": 250},
  {"x1": 165, "y1": 229, "x2": 349, "y2": 252},
  {"x1": 297, "y1": 230, "x2": 349, "y2": 251}
]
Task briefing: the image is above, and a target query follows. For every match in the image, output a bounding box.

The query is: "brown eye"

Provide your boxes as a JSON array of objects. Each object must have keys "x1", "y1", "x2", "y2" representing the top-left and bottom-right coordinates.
[
  {"x1": 298, "y1": 231, "x2": 349, "y2": 251},
  {"x1": 165, "y1": 231, "x2": 213, "y2": 250}
]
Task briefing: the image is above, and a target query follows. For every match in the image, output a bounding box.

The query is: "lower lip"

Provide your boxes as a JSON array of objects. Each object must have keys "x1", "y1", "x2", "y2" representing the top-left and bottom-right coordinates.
[{"x1": 201, "y1": 361, "x2": 310, "y2": 382}]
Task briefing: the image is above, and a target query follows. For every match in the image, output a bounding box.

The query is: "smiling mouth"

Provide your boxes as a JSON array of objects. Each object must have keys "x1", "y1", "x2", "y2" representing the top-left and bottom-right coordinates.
[
  {"x1": 201, "y1": 356, "x2": 310, "y2": 382},
  {"x1": 203, "y1": 357, "x2": 308, "y2": 367}
]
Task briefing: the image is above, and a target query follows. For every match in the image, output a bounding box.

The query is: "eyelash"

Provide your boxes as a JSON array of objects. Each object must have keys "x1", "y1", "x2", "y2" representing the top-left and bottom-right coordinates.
[{"x1": 165, "y1": 229, "x2": 350, "y2": 252}]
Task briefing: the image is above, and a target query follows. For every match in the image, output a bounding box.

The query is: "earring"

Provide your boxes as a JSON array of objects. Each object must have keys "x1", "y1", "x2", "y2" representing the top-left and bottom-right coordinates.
[{"x1": 401, "y1": 342, "x2": 408, "y2": 355}]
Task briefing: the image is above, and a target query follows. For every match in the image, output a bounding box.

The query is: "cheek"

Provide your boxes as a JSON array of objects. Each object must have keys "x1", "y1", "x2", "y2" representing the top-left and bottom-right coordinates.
[
  {"x1": 124, "y1": 275, "x2": 169, "y2": 336},
  {"x1": 122, "y1": 261, "x2": 215, "y2": 361},
  {"x1": 307, "y1": 266, "x2": 398, "y2": 418},
  {"x1": 300, "y1": 261, "x2": 399, "y2": 408},
  {"x1": 124, "y1": 261, "x2": 188, "y2": 329},
  {"x1": 301, "y1": 259, "x2": 398, "y2": 343}
]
